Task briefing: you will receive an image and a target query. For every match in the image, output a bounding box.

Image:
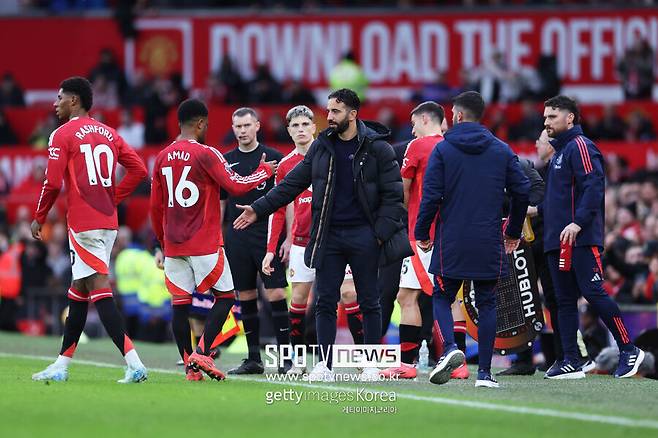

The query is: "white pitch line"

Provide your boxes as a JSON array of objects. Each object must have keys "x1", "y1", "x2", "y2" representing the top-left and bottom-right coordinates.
[{"x1": 3, "y1": 352, "x2": 657, "y2": 431}]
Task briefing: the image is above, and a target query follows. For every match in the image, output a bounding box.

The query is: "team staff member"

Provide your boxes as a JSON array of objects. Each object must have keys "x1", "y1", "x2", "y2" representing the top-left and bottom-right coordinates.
[
  {"x1": 234, "y1": 89, "x2": 408, "y2": 382},
  {"x1": 415, "y1": 91, "x2": 530, "y2": 388},
  {"x1": 220, "y1": 108, "x2": 289, "y2": 375},
  {"x1": 532, "y1": 95, "x2": 644, "y2": 379}
]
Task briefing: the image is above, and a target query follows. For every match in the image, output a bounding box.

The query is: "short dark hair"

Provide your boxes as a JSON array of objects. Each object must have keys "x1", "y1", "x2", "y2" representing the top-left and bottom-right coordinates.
[
  {"x1": 411, "y1": 101, "x2": 445, "y2": 124},
  {"x1": 232, "y1": 107, "x2": 259, "y2": 121},
  {"x1": 452, "y1": 91, "x2": 485, "y2": 121},
  {"x1": 544, "y1": 95, "x2": 580, "y2": 124},
  {"x1": 60, "y1": 76, "x2": 93, "y2": 111},
  {"x1": 328, "y1": 88, "x2": 360, "y2": 112},
  {"x1": 177, "y1": 98, "x2": 208, "y2": 125}
]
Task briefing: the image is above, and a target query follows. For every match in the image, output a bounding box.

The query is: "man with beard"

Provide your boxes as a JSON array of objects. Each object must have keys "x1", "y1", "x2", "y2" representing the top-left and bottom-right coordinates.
[{"x1": 233, "y1": 89, "x2": 409, "y2": 382}]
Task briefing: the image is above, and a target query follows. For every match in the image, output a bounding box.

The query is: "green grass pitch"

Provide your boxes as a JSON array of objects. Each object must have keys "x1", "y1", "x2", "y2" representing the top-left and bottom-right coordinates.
[{"x1": 0, "y1": 332, "x2": 656, "y2": 438}]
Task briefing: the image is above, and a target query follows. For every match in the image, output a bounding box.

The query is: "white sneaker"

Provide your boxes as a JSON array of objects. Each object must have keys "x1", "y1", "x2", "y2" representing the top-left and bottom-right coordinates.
[
  {"x1": 286, "y1": 365, "x2": 306, "y2": 376},
  {"x1": 305, "y1": 361, "x2": 335, "y2": 382},
  {"x1": 359, "y1": 367, "x2": 381, "y2": 382},
  {"x1": 117, "y1": 365, "x2": 148, "y2": 384},
  {"x1": 32, "y1": 363, "x2": 68, "y2": 382}
]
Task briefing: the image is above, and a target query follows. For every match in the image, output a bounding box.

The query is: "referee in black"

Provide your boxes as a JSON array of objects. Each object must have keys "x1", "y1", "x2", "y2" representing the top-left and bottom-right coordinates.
[{"x1": 220, "y1": 107, "x2": 289, "y2": 375}]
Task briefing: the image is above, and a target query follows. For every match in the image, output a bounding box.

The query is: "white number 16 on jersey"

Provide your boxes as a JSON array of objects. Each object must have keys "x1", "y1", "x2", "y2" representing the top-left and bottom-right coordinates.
[{"x1": 161, "y1": 166, "x2": 199, "y2": 208}]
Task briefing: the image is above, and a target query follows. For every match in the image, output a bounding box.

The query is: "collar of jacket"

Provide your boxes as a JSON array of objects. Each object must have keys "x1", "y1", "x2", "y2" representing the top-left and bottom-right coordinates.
[
  {"x1": 319, "y1": 119, "x2": 390, "y2": 153},
  {"x1": 549, "y1": 124, "x2": 584, "y2": 152}
]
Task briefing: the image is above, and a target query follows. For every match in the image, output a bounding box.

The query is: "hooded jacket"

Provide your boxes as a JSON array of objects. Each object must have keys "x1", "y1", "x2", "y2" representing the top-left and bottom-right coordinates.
[
  {"x1": 252, "y1": 119, "x2": 405, "y2": 268},
  {"x1": 538, "y1": 125, "x2": 604, "y2": 253},
  {"x1": 414, "y1": 122, "x2": 530, "y2": 280}
]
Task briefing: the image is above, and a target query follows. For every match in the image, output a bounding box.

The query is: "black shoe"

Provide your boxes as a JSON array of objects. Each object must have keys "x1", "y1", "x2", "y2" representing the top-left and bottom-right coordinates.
[
  {"x1": 227, "y1": 358, "x2": 265, "y2": 375},
  {"x1": 278, "y1": 360, "x2": 293, "y2": 375},
  {"x1": 496, "y1": 362, "x2": 536, "y2": 376}
]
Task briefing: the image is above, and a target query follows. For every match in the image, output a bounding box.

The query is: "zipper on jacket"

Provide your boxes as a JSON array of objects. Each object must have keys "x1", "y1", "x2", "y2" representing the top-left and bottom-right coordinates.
[{"x1": 310, "y1": 155, "x2": 334, "y2": 265}]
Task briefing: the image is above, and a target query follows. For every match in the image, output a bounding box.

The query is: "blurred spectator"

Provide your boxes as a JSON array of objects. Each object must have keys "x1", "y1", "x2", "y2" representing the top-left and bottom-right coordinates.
[
  {"x1": 217, "y1": 54, "x2": 246, "y2": 104},
  {"x1": 508, "y1": 100, "x2": 544, "y2": 141},
  {"x1": 89, "y1": 48, "x2": 128, "y2": 103},
  {"x1": 91, "y1": 74, "x2": 120, "y2": 109},
  {"x1": 248, "y1": 64, "x2": 283, "y2": 103},
  {"x1": 329, "y1": 51, "x2": 369, "y2": 102},
  {"x1": 477, "y1": 51, "x2": 519, "y2": 103},
  {"x1": 488, "y1": 110, "x2": 508, "y2": 140},
  {"x1": 413, "y1": 71, "x2": 455, "y2": 104},
  {"x1": 6, "y1": 164, "x2": 48, "y2": 225},
  {"x1": 0, "y1": 234, "x2": 22, "y2": 332},
  {"x1": 536, "y1": 54, "x2": 561, "y2": 100},
  {"x1": 192, "y1": 74, "x2": 226, "y2": 106},
  {"x1": 45, "y1": 222, "x2": 71, "y2": 288},
  {"x1": 617, "y1": 38, "x2": 655, "y2": 100},
  {"x1": 0, "y1": 111, "x2": 18, "y2": 145},
  {"x1": 283, "y1": 80, "x2": 316, "y2": 106},
  {"x1": 143, "y1": 75, "x2": 177, "y2": 144},
  {"x1": 0, "y1": 73, "x2": 25, "y2": 108},
  {"x1": 266, "y1": 114, "x2": 291, "y2": 143},
  {"x1": 20, "y1": 239, "x2": 51, "y2": 294},
  {"x1": 580, "y1": 305, "x2": 610, "y2": 360},
  {"x1": 28, "y1": 114, "x2": 59, "y2": 149},
  {"x1": 117, "y1": 109, "x2": 145, "y2": 149},
  {"x1": 594, "y1": 105, "x2": 626, "y2": 140},
  {"x1": 625, "y1": 110, "x2": 656, "y2": 142}
]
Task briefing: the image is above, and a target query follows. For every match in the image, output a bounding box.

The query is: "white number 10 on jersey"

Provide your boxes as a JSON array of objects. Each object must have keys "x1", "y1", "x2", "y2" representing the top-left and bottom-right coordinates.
[
  {"x1": 80, "y1": 143, "x2": 114, "y2": 187},
  {"x1": 161, "y1": 166, "x2": 199, "y2": 208}
]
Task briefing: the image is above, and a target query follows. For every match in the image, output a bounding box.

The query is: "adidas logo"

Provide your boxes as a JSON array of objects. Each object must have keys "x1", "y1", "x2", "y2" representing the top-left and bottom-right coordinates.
[
  {"x1": 560, "y1": 363, "x2": 576, "y2": 373},
  {"x1": 628, "y1": 354, "x2": 637, "y2": 365},
  {"x1": 591, "y1": 273, "x2": 602, "y2": 282}
]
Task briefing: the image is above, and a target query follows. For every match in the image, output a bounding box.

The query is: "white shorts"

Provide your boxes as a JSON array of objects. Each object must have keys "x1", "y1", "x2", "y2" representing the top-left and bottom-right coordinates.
[
  {"x1": 68, "y1": 228, "x2": 117, "y2": 281},
  {"x1": 164, "y1": 248, "x2": 234, "y2": 305},
  {"x1": 288, "y1": 244, "x2": 353, "y2": 283},
  {"x1": 399, "y1": 243, "x2": 434, "y2": 294}
]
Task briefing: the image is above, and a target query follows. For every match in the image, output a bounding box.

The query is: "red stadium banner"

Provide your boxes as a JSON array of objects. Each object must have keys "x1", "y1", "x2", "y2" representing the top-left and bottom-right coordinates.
[
  {"x1": 2, "y1": 142, "x2": 658, "y2": 189},
  {"x1": 1, "y1": 9, "x2": 657, "y2": 95}
]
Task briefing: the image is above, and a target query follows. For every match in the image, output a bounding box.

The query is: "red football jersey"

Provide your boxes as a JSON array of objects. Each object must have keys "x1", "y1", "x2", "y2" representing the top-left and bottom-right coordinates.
[
  {"x1": 401, "y1": 134, "x2": 443, "y2": 241},
  {"x1": 267, "y1": 151, "x2": 312, "y2": 252},
  {"x1": 35, "y1": 116, "x2": 147, "y2": 232},
  {"x1": 150, "y1": 139, "x2": 274, "y2": 257}
]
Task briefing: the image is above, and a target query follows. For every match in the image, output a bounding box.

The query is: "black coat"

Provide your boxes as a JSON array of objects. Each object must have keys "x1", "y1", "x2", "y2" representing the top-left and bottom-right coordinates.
[{"x1": 252, "y1": 119, "x2": 407, "y2": 268}]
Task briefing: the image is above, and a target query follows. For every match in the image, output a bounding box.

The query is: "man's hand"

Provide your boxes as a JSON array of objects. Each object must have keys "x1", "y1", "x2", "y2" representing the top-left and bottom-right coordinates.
[
  {"x1": 260, "y1": 153, "x2": 278, "y2": 175},
  {"x1": 154, "y1": 247, "x2": 164, "y2": 270},
  {"x1": 30, "y1": 220, "x2": 42, "y2": 241},
  {"x1": 503, "y1": 235, "x2": 520, "y2": 254},
  {"x1": 262, "y1": 252, "x2": 275, "y2": 276},
  {"x1": 560, "y1": 222, "x2": 582, "y2": 246},
  {"x1": 279, "y1": 239, "x2": 292, "y2": 263},
  {"x1": 527, "y1": 206, "x2": 538, "y2": 217},
  {"x1": 417, "y1": 240, "x2": 433, "y2": 252},
  {"x1": 233, "y1": 205, "x2": 258, "y2": 230}
]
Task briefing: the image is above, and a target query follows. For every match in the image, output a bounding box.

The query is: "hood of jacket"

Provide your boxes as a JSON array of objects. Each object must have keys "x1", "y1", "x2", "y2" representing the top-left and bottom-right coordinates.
[{"x1": 443, "y1": 122, "x2": 495, "y2": 155}]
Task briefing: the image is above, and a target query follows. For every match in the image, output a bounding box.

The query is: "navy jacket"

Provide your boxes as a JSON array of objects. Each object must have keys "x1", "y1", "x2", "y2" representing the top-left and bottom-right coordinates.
[
  {"x1": 414, "y1": 122, "x2": 530, "y2": 280},
  {"x1": 538, "y1": 125, "x2": 604, "y2": 253}
]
